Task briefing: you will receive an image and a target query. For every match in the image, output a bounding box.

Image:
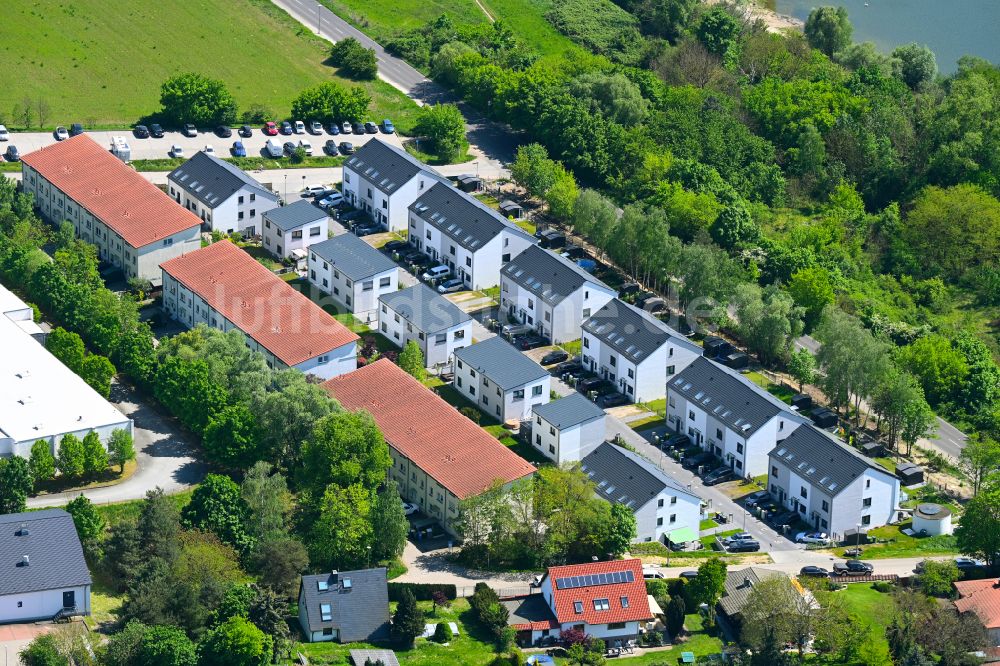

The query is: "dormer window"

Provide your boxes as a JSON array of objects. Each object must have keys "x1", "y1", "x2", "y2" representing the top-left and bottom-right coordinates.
[
  {"x1": 620, "y1": 596, "x2": 629, "y2": 608},
  {"x1": 574, "y1": 601, "x2": 583, "y2": 613},
  {"x1": 593, "y1": 598, "x2": 610, "y2": 611},
  {"x1": 320, "y1": 603, "x2": 332, "y2": 621},
  {"x1": 317, "y1": 580, "x2": 329, "y2": 591}
]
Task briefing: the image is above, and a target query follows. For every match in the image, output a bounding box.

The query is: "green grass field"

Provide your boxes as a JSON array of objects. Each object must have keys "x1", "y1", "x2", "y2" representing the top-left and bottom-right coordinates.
[{"x1": 0, "y1": 0, "x2": 420, "y2": 130}]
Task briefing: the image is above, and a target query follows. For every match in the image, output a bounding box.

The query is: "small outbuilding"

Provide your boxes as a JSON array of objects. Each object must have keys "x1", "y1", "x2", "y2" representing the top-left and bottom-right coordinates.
[
  {"x1": 722, "y1": 352, "x2": 749, "y2": 370},
  {"x1": 791, "y1": 393, "x2": 812, "y2": 410},
  {"x1": 912, "y1": 502, "x2": 953, "y2": 536},
  {"x1": 456, "y1": 175, "x2": 482, "y2": 192},
  {"x1": 702, "y1": 336, "x2": 733, "y2": 359},
  {"x1": 896, "y1": 461, "x2": 925, "y2": 486},
  {"x1": 810, "y1": 407, "x2": 838, "y2": 429},
  {"x1": 499, "y1": 200, "x2": 524, "y2": 219},
  {"x1": 536, "y1": 229, "x2": 566, "y2": 249}
]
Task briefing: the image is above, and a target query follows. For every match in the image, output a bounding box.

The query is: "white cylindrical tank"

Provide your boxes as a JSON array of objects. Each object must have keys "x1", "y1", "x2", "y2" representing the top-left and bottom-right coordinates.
[{"x1": 912, "y1": 503, "x2": 953, "y2": 536}]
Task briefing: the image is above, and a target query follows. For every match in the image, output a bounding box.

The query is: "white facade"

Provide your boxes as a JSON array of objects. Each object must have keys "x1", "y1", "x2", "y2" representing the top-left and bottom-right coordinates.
[
  {"x1": 581, "y1": 333, "x2": 698, "y2": 404},
  {"x1": 0, "y1": 586, "x2": 91, "y2": 624},
  {"x1": 531, "y1": 410, "x2": 605, "y2": 465},
  {"x1": 501, "y1": 274, "x2": 616, "y2": 344},
  {"x1": 264, "y1": 214, "x2": 329, "y2": 260},
  {"x1": 537, "y1": 577, "x2": 643, "y2": 642},
  {"x1": 378, "y1": 300, "x2": 471, "y2": 369},
  {"x1": 342, "y1": 164, "x2": 435, "y2": 233},
  {"x1": 634, "y1": 487, "x2": 702, "y2": 544},
  {"x1": 453, "y1": 359, "x2": 550, "y2": 422},
  {"x1": 168, "y1": 180, "x2": 279, "y2": 236},
  {"x1": 309, "y1": 255, "x2": 397, "y2": 326}
]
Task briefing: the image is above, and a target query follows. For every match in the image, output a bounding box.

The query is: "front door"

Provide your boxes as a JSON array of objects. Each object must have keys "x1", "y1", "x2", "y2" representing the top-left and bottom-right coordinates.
[{"x1": 62, "y1": 590, "x2": 75, "y2": 609}]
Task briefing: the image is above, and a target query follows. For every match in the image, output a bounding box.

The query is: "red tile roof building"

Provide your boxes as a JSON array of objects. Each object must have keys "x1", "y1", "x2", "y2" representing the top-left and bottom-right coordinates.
[
  {"x1": 955, "y1": 579, "x2": 1000, "y2": 649},
  {"x1": 20, "y1": 135, "x2": 201, "y2": 284},
  {"x1": 323, "y1": 359, "x2": 535, "y2": 532},
  {"x1": 160, "y1": 241, "x2": 358, "y2": 378}
]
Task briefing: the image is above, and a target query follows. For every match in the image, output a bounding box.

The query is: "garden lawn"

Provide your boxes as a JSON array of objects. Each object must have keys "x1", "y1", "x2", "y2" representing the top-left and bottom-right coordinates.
[
  {"x1": 0, "y1": 0, "x2": 421, "y2": 130},
  {"x1": 834, "y1": 583, "x2": 893, "y2": 654},
  {"x1": 92, "y1": 489, "x2": 194, "y2": 527},
  {"x1": 832, "y1": 521, "x2": 959, "y2": 559},
  {"x1": 552, "y1": 613, "x2": 723, "y2": 664},
  {"x1": 744, "y1": 371, "x2": 796, "y2": 404}
]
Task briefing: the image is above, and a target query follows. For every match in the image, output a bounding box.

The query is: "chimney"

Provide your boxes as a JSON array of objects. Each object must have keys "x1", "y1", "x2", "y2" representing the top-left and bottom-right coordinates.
[
  {"x1": 743, "y1": 576, "x2": 752, "y2": 588},
  {"x1": 17, "y1": 523, "x2": 29, "y2": 536},
  {"x1": 331, "y1": 570, "x2": 338, "y2": 584},
  {"x1": 19, "y1": 555, "x2": 29, "y2": 567}
]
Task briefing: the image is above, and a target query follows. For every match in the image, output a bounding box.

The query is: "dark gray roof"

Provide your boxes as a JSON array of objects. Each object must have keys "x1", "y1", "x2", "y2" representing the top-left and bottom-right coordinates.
[
  {"x1": 168, "y1": 151, "x2": 275, "y2": 208},
  {"x1": 533, "y1": 392, "x2": 605, "y2": 429},
  {"x1": 344, "y1": 139, "x2": 442, "y2": 195},
  {"x1": 499, "y1": 200, "x2": 523, "y2": 213},
  {"x1": 719, "y1": 568, "x2": 791, "y2": 618},
  {"x1": 299, "y1": 568, "x2": 390, "y2": 642},
  {"x1": 411, "y1": 183, "x2": 535, "y2": 251},
  {"x1": 0, "y1": 509, "x2": 91, "y2": 596},
  {"x1": 453, "y1": 336, "x2": 549, "y2": 389},
  {"x1": 770, "y1": 425, "x2": 893, "y2": 497},
  {"x1": 582, "y1": 299, "x2": 699, "y2": 364},
  {"x1": 502, "y1": 245, "x2": 613, "y2": 306},
  {"x1": 378, "y1": 283, "x2": 471, "y2": 333},
  {"x1": 580, "y1": 442, "x2": 699, "y2": 513},
  {"x1": 311, "y1": 233, "x2": 397, "y2": 280},
  {"x1": 670, "y1": 357, "x2": 803, "y2": 437},
  {"x1": 349, "y1": 650, "x2": 400, "y2": 666},
  {"x1": 264, "y1": 200, "x2": 327, "y2": 232}
]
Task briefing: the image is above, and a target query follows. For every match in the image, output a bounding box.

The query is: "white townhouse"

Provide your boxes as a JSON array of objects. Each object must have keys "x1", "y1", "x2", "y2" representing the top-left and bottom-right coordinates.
[
  {"x1": 20, "y1": 135, "x2": 200, "y2": 285},
  {"x1": 167, "y1": 151, "x2": 280, "y2": 236},
  {"x1": 500, "y1": 245, "x2": 617, "y2": 344},
  {"x1": 408, "y1": 183, "x2": 536, "y2": 290},
  {"x1": 0, "y1": 510, "x2": 92, "y2": 624},
  {"x1": 530, "y1": 393, "x2": 606, "y2": 464},
  {"x1": 453, "y1": 336, "x2": 551, "y2": 422},
  {"x1": 581, "y1": 442, "x2": 704, "y2": 546},
  {"x1": 378, "y1": 283, "x2": 472, "y2": 369},
  {"x1": 666, "y1": 356, "x2": 810, "y2": 478},
  {"x1": 160, "y1": 240, "x2": 359, "y2": 380},
  {"x1": 261, "y1": 200, "x2": 329, "y2": 261},
  {"x1": 768, "y1": 425, "x2": 901, "y2": 537},
  {"x1": 341, "y1": 139, "x2": 448, "y2": 232},
  {"x1": 581, "y1": 299, "x2": 701, "y2": 404},
  {"x1": 309, "y1": 233, "x2": 398, "y2": 325}
]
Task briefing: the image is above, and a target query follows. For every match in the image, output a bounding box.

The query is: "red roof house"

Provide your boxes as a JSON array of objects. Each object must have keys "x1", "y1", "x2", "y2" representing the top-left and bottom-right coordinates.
[{"x1": 954, "y1": 578, "x2": 1000, "y2": 650}]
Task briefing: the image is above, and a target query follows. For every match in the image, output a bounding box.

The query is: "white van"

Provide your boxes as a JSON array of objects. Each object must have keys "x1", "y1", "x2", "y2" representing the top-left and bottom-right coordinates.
[
  {"x1": 501, "y1": 323, "x2": 533, "y2": 339},
  {"x1": 110, "y1": 136, "x2": 131, "y2": 163},
  {"x1": 298, "y1": 139, "x2": 313, "y2": 156},
  {"x1": 264, "y1": 139, "x2": 283, "y2": 158},
  {"x1": 421, "y1": 265, "x2": 450, "y2": 281}
]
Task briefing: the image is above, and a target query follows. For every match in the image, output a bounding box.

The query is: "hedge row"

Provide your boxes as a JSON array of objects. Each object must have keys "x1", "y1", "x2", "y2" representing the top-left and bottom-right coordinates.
[{"x1": 388, "y1": 582, "x2": 457, "y2": 602}]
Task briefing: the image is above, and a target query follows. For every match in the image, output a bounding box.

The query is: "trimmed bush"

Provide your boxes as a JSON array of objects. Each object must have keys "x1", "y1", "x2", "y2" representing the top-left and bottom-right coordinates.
[{"x1": 388, "y1": 582, "x2": 457, "y2": 602}]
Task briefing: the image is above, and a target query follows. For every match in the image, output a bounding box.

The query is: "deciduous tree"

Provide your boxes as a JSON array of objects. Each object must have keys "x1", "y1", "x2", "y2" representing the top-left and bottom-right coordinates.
[
  {"x1": 159, "y1": 72, "x2": 237, "y2": 126},
  {"x1": 290, "y1": 81, "x2": 371, "y2": 122},
  {"x1": 56, "y1": 433, "x2": 86, "y2": 478},
  {"x1": 82, "y1": 430, "x2": 109, "y2": 477},
  {"x1": 398, "y1": 340, "x2": 426, "y2": 380},
  {"x1": 108, "y1": 428, "x2": 136, "y2": 474},
  {"x1": 371, "y1": 479, "x2": 409, "y2": 562},
  {"x1": 29, "y1": 439, "x2": 56, "y2": 483},
  {"x1": 391, "y1": 589, "x2": 425, "y2": 647},
  {"x1": 958, "y1": 435, "x2": 1000, "y2": 496},
  {"x1": 955, "y1": 486, "x2": 1000, "y2": 568},
  {"x1": 0, "y1": 455, "x2": 33, "y2": 514},
  {"x1": 414, "y1": 103, "x2": 467, "y2": 163},
  {"x1": 198, "y1": 616, "x2": 272, "y2": 666},
  {"x1": 804, "y1": 6, "x2": 853, "y2": 56}
]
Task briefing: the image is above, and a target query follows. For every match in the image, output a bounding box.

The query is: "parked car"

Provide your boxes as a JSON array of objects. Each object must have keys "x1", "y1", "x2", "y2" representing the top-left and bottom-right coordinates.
[
  {"x1": 723, "y1": 532, "x2": 755, "y2": 545},
  {"x1": 381, "y1": 118, "x2": 395, "y2": 134},
  {"x1": 597, "y1": 393, "x2": 629, "y2": 408},
  {"x1": 767, "y1": 510, "x2": 798, "y2": 528},
  {"x1": 239, "y1": 125, "x2": 253, "y2": 138},
  {"x1": 310, "y1": 121, "x2": 323, "y2": 135},
  {"x1": 799, "y1": 566, "x2": 829, "y2": 577},
  {"x1": 726, "y1": 539, "x2": 761, "y2": 553},
  {"x1": 280, "y1": 121, "x2": 293, "y2": 135},
  {"x1": 437, "y1": 278, "x2": 465, "y2": 294},
  {"x1": 216, "y1": 125, "x2": 232, "y2": 138},
  {"x1": 540, "y1": 349, "x2": 569, "y2": 366},
  {"x1": 264, "y1": 121, "x2": 279, "y2": 136},
  {"x1": 327, "y1": 122, "x2": 340, "y2": 135},
  {"x1": 364, "y1": 121, "x2": 378, "y2": 134},
  {"x1": 298, "y1": 139, "x2": 313, "y2": 156},
  {"x1": 642, "y1": 567, "x2": 666, "y2": 580},
  {"x1": 231, "y1": 141, "x2": 247, "y2": 157},
  {"x1": 401, "y1": 501, "x2": 418, "y2": 516},
  {"x1": 264, "y1": 139, "x2": 283, "y2": 158},
  {"x1": 955, "y1": 557, "x2": 986, "y2": 570},
  {"x1": 833, "y1": 560, "x2": 874, "y2": 576},
  {"x1": 679, "y1": 571, "x2": 699, "y2": 580},
  {"x1": 283, "y1": 141, "x2": 297, "y2": 156},
  {"x1": 133, "y1": 125, "x2": 150, "y2": 138},
  {"x1": 382, "y1": 240, "x2": 409, "y2": 254},
  {"x1": 341, "y1": 121, "x2": 352, "y2": 134},
  {"x1": 400, "y1": 248, "x2": 429, "y2": 265},
  {"x1": 422, "y1": 265, "x2": 451, "y2": 281},
  {"x1": 514, "y1": 334, "x2": 548, "y2": 351},
  {"x1": 182, "y1": 123, "x2": 197, "y2": 137},
  {"x1": 203, "y1": 144, "x2": 215, "y2": 155},
  {"x1": 169, "y1": 144, "x2": 184, "y2": 158},
  {"x1": 681, "y1": 451, "x2": 714, "y2": 470},
  {"x1": 743, "y1": 490, "x2": 771, "y2": 508},
  {"x1": 578, "y1": 377, "x2": 614, "y2": 396},
  {"x1": 352, "y1": 122, "x2": 365, "y2": 135},
  {"x1": 5, "y1": 145, "x2": 20, "y2": 162},
  {"x1": 795, "y1": 532, "x2": 830, "y2": 545},
  {"x1": 323, "y1": 140, "x2": 339, "y2": 156},
  {"x1": 554, "y1": 359, "x2": 584, "y2": 377},
  {"x1": 502, "y1": 323, "x2": 533, "y2": 339},
  {"x1": 149, "y1": 123, "x2": 164, "y2": 138},
  {"x1": 54, "y1": 126, "x2": 69, "y2": 141},
  {"x1": 0, "y1": 125, "x2": 9, "y2": 141},
  {"x1": 294, "y1": 120, "x2": 306, "y2": 134},
  {"x1": 338, "y1": 141, "x2": 354, "y2": 154},
  {"x1": 318, "y1": 193, "x2": 344, "y2": 209},
  {"x1": 354, "y1": 224, "x2": 379, "y2": 236},
  {"x1": 303, "y1": 185, "x2": 327, "y2": 197},
  {"x1": 69, "y1": 123, "x2": 85, "y2": 137},
  {"x1": 703, "y1": 467, "x2": 736, "y2": 486},
  {"x1": 662, "y1": 433, "x2": 691, "y2": 450}
]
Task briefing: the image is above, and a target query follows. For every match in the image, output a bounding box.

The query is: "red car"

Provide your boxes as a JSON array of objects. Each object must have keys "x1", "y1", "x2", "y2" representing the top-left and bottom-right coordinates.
[{"x1": 263, "y1": 121, "x2": 278, "y2": 136}]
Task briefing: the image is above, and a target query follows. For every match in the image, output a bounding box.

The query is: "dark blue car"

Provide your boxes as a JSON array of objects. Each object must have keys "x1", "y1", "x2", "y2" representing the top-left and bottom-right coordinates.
[{"x1": 231, "y1": 141, "x2": 247, "y2": 157}]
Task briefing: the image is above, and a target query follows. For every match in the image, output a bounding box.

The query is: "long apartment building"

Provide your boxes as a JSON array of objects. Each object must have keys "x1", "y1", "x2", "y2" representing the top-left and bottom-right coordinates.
[
  {"x1": 20, "y1": 135, "x2": 201, "y2": 284},
  {"x1": 160, "y1": 240, "x2": 359, "y2": 379}
]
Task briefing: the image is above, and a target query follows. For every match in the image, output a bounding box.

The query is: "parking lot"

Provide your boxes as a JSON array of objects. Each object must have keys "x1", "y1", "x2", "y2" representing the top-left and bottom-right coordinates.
[{"x1": 0, "y1": 123, "x2": 405, "y2": 162}]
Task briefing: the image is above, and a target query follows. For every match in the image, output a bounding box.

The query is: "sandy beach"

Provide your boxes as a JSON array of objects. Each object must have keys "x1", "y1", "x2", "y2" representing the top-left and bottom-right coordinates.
[{"x1": 705, "y1": 0, "x2": 803, "y2": 33}]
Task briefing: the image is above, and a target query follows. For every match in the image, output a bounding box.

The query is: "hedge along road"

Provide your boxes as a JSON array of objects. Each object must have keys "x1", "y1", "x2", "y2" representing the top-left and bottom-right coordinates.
[{"x1": 271, "y1": 0, "x2": 519, "y2": 169}]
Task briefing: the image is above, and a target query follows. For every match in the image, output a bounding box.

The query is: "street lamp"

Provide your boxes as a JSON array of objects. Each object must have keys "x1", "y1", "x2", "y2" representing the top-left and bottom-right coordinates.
[
  {"x1": 283, "y1": 174, "x2": 287, "y2": 201},
  {"x1": 855, "y1": 522, "x2": 862, "y2": 558}
]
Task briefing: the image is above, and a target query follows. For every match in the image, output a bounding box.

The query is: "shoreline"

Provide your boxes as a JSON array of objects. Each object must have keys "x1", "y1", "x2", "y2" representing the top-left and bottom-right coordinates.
[{"x1": 706, "y1": 0, "x2": 803, "y2": 33}]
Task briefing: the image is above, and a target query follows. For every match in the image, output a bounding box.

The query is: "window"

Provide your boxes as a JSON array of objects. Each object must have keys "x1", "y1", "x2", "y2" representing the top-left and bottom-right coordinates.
[
  {"x1": 435, "y1": 334, "x2": 446, "y2": 345},
  {"x1": 536, "y1": 434, "x2": 541, "y2": 445},
  {"x1": 716, "y1": 428, "x2": 723, "y2": 440},
  {"x1": 582, "y1": 308, "x2": 590, "y2": 318},
  {"x1": 250, "y1": 194, "x2": 255, "y2": 201},
  {"x1": 318, "y1": 355, "x2": 329, "y2": 364},
  {"x1": 465, "y1": 257, "x2": 471, "y2": 267},
  {"x1": 322, "y1": 628, "x2": 333, "y2": 636},
  {"x1": 238, "y1": 212, "x2": 244, "y2": 221},
  {"x1": 362, "y1": 280, "x2": 373, "y2": 291},
  {"x1": 469, "y1": 386, "x2": 476, "y2": 396},
  {"x1": 670, "y1": 496, "x2": 677, "y2": 505},
  {"x1": 608, "y1": 622, "x2": 626, "y2": 630},
  {"x1": 669, "y1": 397, "x2": 675, "y2": 408},
  {"x1": 657, "y1": 498, "x2": 664, "y2": 508},
  {"x1": 779, "y1": 420, "x2": 785, "y2": 431},
  {"x1": 627, "y1": 368, "x2": 634, "y2": 379},
  {"x1": 688, "y1": 410, "x2": 695, "y2": 421},
  {"x1": 866, "y1": 479, "x2": 871, "y2": 488},
  {"x1": 310, "y1": 226, "x2": 321, "y2": 236},
  {"x1": 593, "y1": 599, "x2": 610, "y2": 611},
  {"x1": 513, "y1": 389, "x2": 524, "y2": 400},
  {"x1": 549, "y1": 444, "x2": 555, "y2": 454},
  {"x1": 238, "y1": 195, "x2": 244, "y2": 204},
  {"x1": 772, "y1": 466, "x2": 779, "y2": 476},
  {"x1": 736, "y1": 443, "x2": 743, "y2": 454},
  {"x1": 666, "y1": 365, "x2": 675, "y2": 375},
  {"x1": 800, "y1": 487, "x2": 808, "y2": 499},
  {"x1": 380, "y1": 276, "x2": 391, "y2": 287},
  {"x1": 574, "y1": 601, "x2": 583, "y2": 614},
  {"x1": 454, "y1": 329, "x2": 465, "y2": 340},
  {"x1": 320, "y1": 604, "x2": 332, "y2": 621},
  {"x1": 345, "y1": 278, "x2": 353, "y2": 288},
  {"x1": 456, "y1": 377, "x2": 462, "y2": 387},
  {"x1": 656, "y1": 517, "x2": 663, "y2": 526},
  {"x1": 862, "y1": 497, "x2": 872, "y2": 507},
  {"x1": 532, "y1": 385, "x2": 543, "y2": 397},
  {"x1": 549, "y1": 426, "x2": 555, "y2": 435},
  {"x1": 669, "y1": 514, "x2": 676, "y2": 523},
  {"x1": 265, "y1": 220, "x2": 271, "y2": 229},
  {"x1": 861, "y1": 515, "x2": 871, "y2": 526},
  {"x1": 583, "y1": 338, "x2": 590, "y2": 349},
  {"x1": 821, "y1": 500, "x2": 829, "y2": 512},
  {"x1": 162, "y1": 238, "x2": 173, "y2": 246},
  {"x1": 322, "y1": 278, "x2": 328, "y2": 287}
]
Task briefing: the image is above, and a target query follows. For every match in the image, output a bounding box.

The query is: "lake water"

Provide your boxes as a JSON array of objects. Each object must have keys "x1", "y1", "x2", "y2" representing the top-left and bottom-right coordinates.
[{"x1": 771, "y1": 0, "x2": 1000, "y2": 73}]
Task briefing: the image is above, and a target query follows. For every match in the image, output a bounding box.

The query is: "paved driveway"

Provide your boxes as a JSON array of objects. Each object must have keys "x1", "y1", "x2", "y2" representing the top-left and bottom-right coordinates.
[{"x1": 0, "y1": 624, "x2": 52, "y2": 666}]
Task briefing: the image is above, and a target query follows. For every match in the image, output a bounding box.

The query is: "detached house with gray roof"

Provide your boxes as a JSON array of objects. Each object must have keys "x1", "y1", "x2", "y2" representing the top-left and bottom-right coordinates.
[
  {"x1": 408, "y1": 183, "x2": 536, "y2": 290},
  {"x1": 666, "y1": 357, "x2": 809, "y2": 478},
  {"x1": 531, "y1": 392, "x2": 606, "y2": 463},
  {"x1": 298, "y1": 568, "x2": 390, "y2": 643},
  {"x1": 581, "y1": 443, "x2": 704, "y2": 546},
  {"x1": 581, "y1": 299, "x2": 701, "y2": 404},
  {"x1": 342, "y1": 139, "x2": 446, "y2": 232},
  {"x1": 768, "y1": 425, "x2": 901, "y2": 537},
  {"x1": 453, "y1": 337, "x2": 551, "y2": 422},
  {"x1": 263, "y1": 200, "x2": 329, "y2": 261},
  {"x1": 167, "y1": 151, "x2": 279, "y2": 235},
  {"x1": 501, "y1": 245, "x2": 617, "y2": 344},
  {"x1": 379, "y1": 283, "x2": 472, "y2": 369},
  {"x1": 0, "y1": 509, "x2": 92, "y2": 623},
  {"x1": 309, "y1": 233, "x2": 398, "y2": 324}
]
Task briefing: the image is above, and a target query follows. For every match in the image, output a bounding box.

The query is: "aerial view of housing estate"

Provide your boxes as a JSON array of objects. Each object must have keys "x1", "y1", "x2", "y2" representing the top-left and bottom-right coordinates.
[{"x1": 2, "y1": 0, "x2": 1000, "y2": 664}]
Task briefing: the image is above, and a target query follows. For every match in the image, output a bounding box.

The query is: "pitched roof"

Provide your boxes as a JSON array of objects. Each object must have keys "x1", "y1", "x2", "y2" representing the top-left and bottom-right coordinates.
[
  {"x1": 323, "y1": 360, "x2": 535, "y2": 499},
  {"x1": 583, "y1": 299, "x2": 699, "y2": 365},
  {"x1": 581, "y1": 442, "x2": 700, "y2": 513},
  {"x1": 411, "y1": 183, "x2": 535, "y2": 251},
  {"x1": 264, "y1": 199, "x2": 328, "y2": 233},
  {"x1": 955, "y1": 579, "x2": 1000, "y2": 630},
  {"x1": 344, "y1": 139, "x2": 443, "y2": 195},
  {"x1": 160, "y1": 241, "x2": 358, "y2": 366},
  {"x1": 349, "y1": 650, "x2": 400, "y2": 666},
  {"x1": 770, "y1": 425, "x2": 893, "y2": 497},
  {"x1": 670, "y1": 356, "x2": 801, "y2": 437},
  {"x1": 0, "y1": 510, "x2": 92, "y2": 596},
  {"x1": 719, "y1": 567, "x2": 792, "y2": 618},
  {"x1": 299, "y1": 568, "x2": 390, "y2": 640},
  {"x1": 167, "y1": 151, "x2": 275, "y2": 208},
  {"x1": 310, "y1": 233, "x2": 397, "y2": 281},
  {"x1": 501, "y1": 245, "x2": 613, "y2": 306},
  {"x1": 453, "y1": 337, "x2": 549, "y2": 390},
  {"x1": 378, "y1": 283, "x2": 471, "y2": 333},
  {"x1": 21, "y1": 134, "x2": 200, "y2": 248},
  {"x1": 544, "y1": 559, "x2": 652, "y2": 626},
  {"x1": 533, "y1": 392, "x2": 605, "y2": 430}
]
